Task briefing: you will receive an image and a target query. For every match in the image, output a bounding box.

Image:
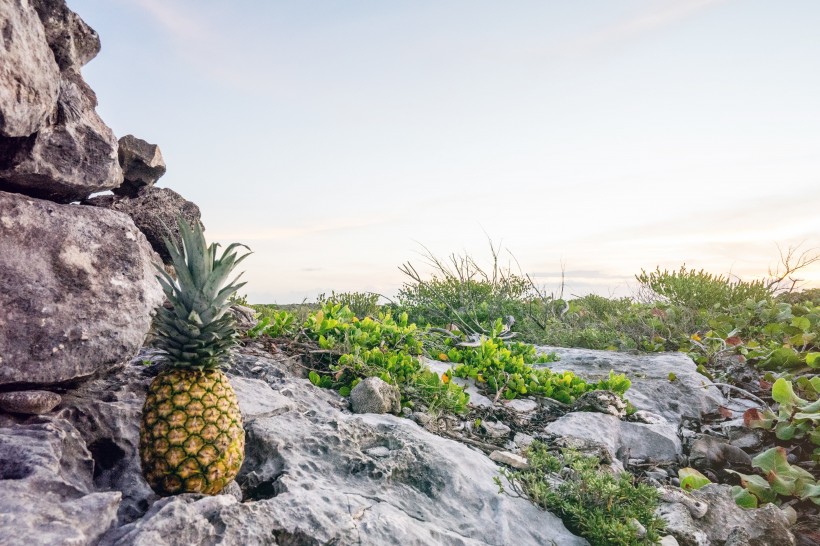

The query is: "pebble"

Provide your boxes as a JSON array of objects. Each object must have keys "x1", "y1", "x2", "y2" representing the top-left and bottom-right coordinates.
[
  {"x1": 489, "y1": 450, "x2": 529, "y2": 469},
  {"x1": 0, "y1": 390, "x2": 62, "y2": 415},
  {"x1": 480, "y1": 420, "x2": 511, "y2": 439}
]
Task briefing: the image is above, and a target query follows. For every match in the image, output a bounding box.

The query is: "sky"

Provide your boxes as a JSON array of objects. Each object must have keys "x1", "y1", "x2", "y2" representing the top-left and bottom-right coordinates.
[{"x1": 67, "y1": 0, "x2": 820, "y2": 303}]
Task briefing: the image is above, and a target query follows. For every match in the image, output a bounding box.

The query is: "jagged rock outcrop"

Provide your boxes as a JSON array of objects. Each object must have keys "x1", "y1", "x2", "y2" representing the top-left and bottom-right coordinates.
[
  {"x1": 0, "y1": 0, "x2": 121, "y2": 203},
  {"x1": 0, "y1": 416, "x2": 122, "y2": 545},
  {"x1": 0, "y1": 190, "x2": 164, "y2": 387},
  {"x1": 0, "y1": 347, "x2": 590, "y2": 545},
  {"x1": 30, "y1": 0, "x2": 101, "y2": 73},
  {"x1": 113, "y1": 135, "x2": 166, "y2": 197},
  {"x1": 0, "y1": 0, "x2": 61, "y2": 137},
  {"x1": 83, "y1": 187, "x2": 201, "y2": 265}
]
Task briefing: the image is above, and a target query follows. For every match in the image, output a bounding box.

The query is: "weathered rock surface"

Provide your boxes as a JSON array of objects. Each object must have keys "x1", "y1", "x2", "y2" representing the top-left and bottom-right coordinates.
[
  {"x1": 0, "y1": 0, "x2": 61, "y2": 137},
  {"x1": 349, "y1": 376, "x2": 402, "y2": 415},
  {"x1": 0, "y1": 417, "x2": 121, "y2": 545},
  {"x1": 0, "y1": 346, "x2": 589, "y2": 545},
  {"x1": 657, "y1": 484, "x2": 795, "y2": 546},
  {"x1": 113, "y1": 135, "x2": 166, "y2": 197},
  {"x1": 0, "y1": 0, "x2": 121, "y2": 203},
  {"x1": 0, "y1": 191, "x2": 164, "y2": 387},
  {"x1": 83, "y1": 186, "x2": 202, "y2": 264},
  {"x1": 0, "y1": 390, "x2": 62, "y2": 414},
  {"x1": 545, "y1": 411, "x2": 683, "y2": 464},
  {"x1": 31, "y1": 0, "x2": 101, "y2": 72},
  {"x1": 537, "y1": 346, "x2": 724, "y2": 426},
  {"x1": 0, "y1": 71, "x2": 122, "y2": 202}
]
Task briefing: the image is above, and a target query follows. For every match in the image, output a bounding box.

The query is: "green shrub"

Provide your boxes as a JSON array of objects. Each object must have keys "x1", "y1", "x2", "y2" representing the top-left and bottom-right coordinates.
[
  {"x1": 303, "y1": 303, "x2": 469, "y2": 414},
  {"x1": 636, "y1": 265, "x2": 771, "y2": 309},
  {"x1": 441, "y1": 320, "x2": 631, "y2": 403},
  {"x1": 317, "y1": 290, "x2": 380, "y2": 319},
  {"x1": 396, "y1": 244, "x2": 543, "y2": 339},
  {"x1": 502, "y1": 443, "x2": 665, "y2": 546}
]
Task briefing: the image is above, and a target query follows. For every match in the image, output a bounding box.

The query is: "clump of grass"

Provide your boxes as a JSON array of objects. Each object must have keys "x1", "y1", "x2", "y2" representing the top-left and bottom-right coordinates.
[{"x1": 501, "y1": 443, "x2": 665, "y2": 546}]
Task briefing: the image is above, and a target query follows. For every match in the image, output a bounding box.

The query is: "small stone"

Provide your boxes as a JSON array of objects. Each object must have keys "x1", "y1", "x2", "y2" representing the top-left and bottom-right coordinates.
[
  {"x1": 114, "y1": 135, "x2": 167, "y2": 196},
  {"x1": 480, "y1": 420, "x2": 511, "y2": 439},
  {"x1": 659, "y1": 536, "x2": 679, "y2": 546},
  {"x1": 349, "y1": 377, "x2": 401, "y2": 415},
  {"x1": 489, "y1": 450, "x2": 529, "y2": 469},
  {"x1": 0, "y1": 390, "x2": 62, "y2": 415},
  {"x1": 504, "y1": 398, "x2": 538, "y2": 413},
  {"x1": 513, "y1": 432, "x2": 535, "y2": 448},
  {"x1": 570, "y1": 390, "x2": 627, "y2": 418}
]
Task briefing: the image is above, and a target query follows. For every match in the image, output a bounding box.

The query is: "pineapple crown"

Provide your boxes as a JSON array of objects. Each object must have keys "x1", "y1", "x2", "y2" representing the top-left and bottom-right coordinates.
[{"x1": 151, "y1": 218, "x2": 251, "y2": 370}]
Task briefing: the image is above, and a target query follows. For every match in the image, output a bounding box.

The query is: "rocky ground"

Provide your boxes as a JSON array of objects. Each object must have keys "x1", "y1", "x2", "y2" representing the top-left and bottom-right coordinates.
[{"x1": 0, "y1": 333, "x2": 804, "y2": 545}]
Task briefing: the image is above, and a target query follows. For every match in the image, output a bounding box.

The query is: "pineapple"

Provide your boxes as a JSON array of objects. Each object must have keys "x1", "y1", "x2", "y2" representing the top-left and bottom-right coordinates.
[{"x1": 139, "y1": 218, "x2": 250, "y2": 496}]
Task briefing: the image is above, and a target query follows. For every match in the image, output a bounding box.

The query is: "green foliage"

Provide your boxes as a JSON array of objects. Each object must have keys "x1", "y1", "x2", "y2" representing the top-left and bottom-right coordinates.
[
  {"x1": 744, "y1": 378, "x2": 820, "y2": 461},
  {"x1": 303, "y1": 303, "x2": 469, "y2": 414},
  {"x1": 687, "y1": 299, "x2": 820, "y2": 371},
  {"x1": 317, "y1": 290, "x2": 380, "y2": 319},
  {"x1": 246, "y1": 309, "x2": 297, "y2": 338},
  {"x1": 152, "y1": 218, "x2": 250, "y2": 369},
  {"x1": 727, "y1": 447, "x2": 820, "y2": 506},
  {"x1": 396, "y1": 245, "x2": 546, "y2": 339},
  {"x1": 505, "y1": 443, "x2": 665, "y2": 546},
  {"x1": 636, "y1": 265, "x2": 771, "y2": 309},
  {"x1": 678, "y1": 468, "x2": 711, "y2": 491},
  {"x1": 443, "y1": 321, "x2": 630, "y2": 403}
]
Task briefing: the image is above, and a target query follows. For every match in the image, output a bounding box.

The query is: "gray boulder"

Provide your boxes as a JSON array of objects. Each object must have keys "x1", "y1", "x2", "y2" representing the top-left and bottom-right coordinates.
[
  {"x1": 537, "y1": 346, "x2": 724, "y2": 426},
  {"x1": 658, "y1": 484, "x2": 795, "y2": 546},
  {"x1": 0, "y1": 417, "x2": 121, "y2": 545},
  {"x1": 0, "y1": 70, "x2": 122, "y2": 202},
  {"x1": 349, "y1": 376, "x2": 402, "y2": 415},
  {"x1": 0, "y1": 0, "x2": 61, "y2": 137},
  {"x1": 0, "y1": 191, "x2": 164, "y2": 387},
  {"x1": 31, "y1": 0, "x2": 101, "y2": 72},
  {"x1": 545, "y1": 412, "x2": 682, "y2": 464},
  {"x1": 83, "y1": 186, "x2": 201, "y2": 264},
  {"x1": 113, "y1": 135, "x2": 167, "y2": 197}
]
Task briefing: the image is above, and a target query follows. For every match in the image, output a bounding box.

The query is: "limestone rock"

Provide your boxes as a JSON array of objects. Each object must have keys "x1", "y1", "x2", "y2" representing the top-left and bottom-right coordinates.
[
  {"x1": 0, "y1": 418, "x2": 121, "y2": 545},
  {"x1": 490, "y1": 450, "x2": 529, "y2": 469},
  {"x1": 689, "y1": 435, "x2": 752, "y2": 472},
  {"x1": 113, "y1": 135, "x2": 167, "y2": 197},
  {"x1": 31, "y1": 0, "x2": 101, "y2": 72},
  {"x1": 570, "y1": 389, "x2": 627, "y2": 417},
  {"x1": 0, "y1": 191, "x2": 164, "y2": 387},
  {"x1": 0, "y1": 390, "x2": 62, "y2": 414},
  {"x1": 537, "y1": 346, "x2": 724, "y2": 426},
  {"x1": 100, "y1": 361, "x2": 587, "y2": 545},
  {"x1": 0, "y1": 71, "x2": 122, "y2": 203},
  {"x1": 0, "y1": 0, "x2": 61, "y2": 137},
  {"x1": 83, "y1": 187, "x2": 202, "y2": 264},
  {"x1": 349, "y1": 376, "x2": 401, "y2": 415},
  {"x1": 544, "y1": 411, "x2": 682, "y2": 464},
  {"x1": 657, "y1": 484, "x2": 795, "y2": 546},
  {"x1": 481, "y1": 419, "x2": 512, "y2": 439}
]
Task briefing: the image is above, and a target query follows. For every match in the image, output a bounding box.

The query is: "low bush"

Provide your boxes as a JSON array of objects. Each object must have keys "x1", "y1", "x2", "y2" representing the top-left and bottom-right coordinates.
[{"x1": 501, "y1": 443, "x2": 665, "y2": 546}]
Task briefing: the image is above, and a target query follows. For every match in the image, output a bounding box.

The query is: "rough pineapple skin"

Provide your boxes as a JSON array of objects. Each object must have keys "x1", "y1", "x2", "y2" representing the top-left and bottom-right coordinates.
[{"x1": 139, "y1": 368, "x2": 245, "y2": 496}]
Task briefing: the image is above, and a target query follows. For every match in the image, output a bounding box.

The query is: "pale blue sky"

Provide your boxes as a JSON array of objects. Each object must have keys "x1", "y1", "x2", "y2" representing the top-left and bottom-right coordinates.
[{"x1": 68, "y1": 0, "x2": 820, "y2": 302}]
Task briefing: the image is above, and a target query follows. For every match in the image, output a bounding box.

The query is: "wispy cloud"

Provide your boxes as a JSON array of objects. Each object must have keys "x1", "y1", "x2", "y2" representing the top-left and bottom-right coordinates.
[{"x1": 547, "y1": 0, "x2": 730, "y2": 58}]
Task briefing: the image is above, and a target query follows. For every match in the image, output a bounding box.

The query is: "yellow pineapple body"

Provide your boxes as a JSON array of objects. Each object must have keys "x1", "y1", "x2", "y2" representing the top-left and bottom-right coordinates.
[{"x1": 140, "y1": 368, "x2": 245, "y2": 496}]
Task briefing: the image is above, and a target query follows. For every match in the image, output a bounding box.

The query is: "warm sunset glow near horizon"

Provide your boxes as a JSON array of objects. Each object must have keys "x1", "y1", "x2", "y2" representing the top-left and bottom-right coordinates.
[{"x1": 70, "y1": 0, "x2": 820, "y2": 303}]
